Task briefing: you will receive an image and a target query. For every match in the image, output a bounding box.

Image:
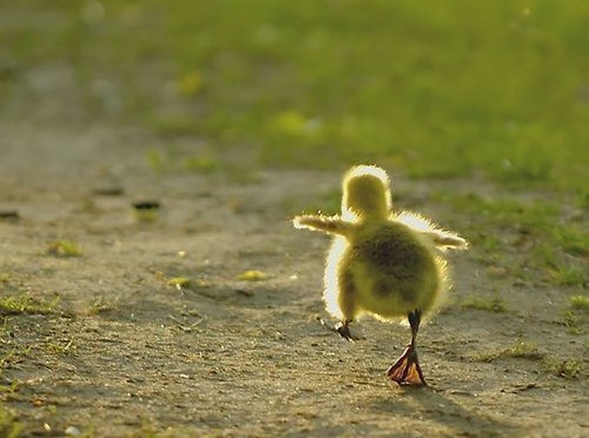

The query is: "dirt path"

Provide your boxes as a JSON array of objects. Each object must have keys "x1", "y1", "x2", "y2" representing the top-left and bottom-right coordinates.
[{"x1": 0, "y1": 121, "x2": 587, "y2": 437}]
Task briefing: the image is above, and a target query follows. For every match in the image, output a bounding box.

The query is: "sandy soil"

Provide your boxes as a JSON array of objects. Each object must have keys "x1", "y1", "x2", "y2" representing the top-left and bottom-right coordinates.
[{"x1": 0, "y1": 120, "x2": 587, "y2": 437}]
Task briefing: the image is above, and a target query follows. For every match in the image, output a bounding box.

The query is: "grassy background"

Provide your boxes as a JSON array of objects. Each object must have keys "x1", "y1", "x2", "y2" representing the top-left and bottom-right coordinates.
[{"x1": 1, "y1": 0, "x2": 588, "y2": 194}]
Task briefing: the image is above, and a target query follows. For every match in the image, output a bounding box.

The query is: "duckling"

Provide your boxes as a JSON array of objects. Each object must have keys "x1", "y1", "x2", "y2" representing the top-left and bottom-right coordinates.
[{"x1": 293, "y1": 165, "x2": 467, "y2": 386}]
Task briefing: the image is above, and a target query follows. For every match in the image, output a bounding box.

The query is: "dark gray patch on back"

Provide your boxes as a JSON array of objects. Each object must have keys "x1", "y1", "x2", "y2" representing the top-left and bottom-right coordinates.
[{"x1": 353, "y1": 223, "x2": 435, "y2": 300}]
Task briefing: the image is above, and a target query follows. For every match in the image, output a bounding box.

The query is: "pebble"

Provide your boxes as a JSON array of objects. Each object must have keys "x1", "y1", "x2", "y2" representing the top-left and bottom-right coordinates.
[{"x1": 65, "y1": 426, "x2": 82, "y2": 436}]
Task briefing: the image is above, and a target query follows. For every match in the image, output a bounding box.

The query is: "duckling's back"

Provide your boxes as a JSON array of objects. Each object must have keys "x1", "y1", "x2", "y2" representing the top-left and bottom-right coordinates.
[{"x1": 349, "y1": 221, "x2": 441, "y2": 320}]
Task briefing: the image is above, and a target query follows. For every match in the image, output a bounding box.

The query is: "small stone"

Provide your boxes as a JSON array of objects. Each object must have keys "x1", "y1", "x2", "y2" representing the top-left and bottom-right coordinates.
[
  {"x1": 235, "y1": 289, "x2": 254, "y2": 297},
  {"x1": 132, "y1": 200, "x2": 161, "y2": 210},
  {"x1": 65, "y1": 426, "x2": 82, "y2": 436},
  {"x1": 486, "y1": 265, "x2": 508, "y2": 278},
  {"x1": 0, "y1": 210, "x2": 19, "y2": 221},
  {"x1": 93, "y1": 186, "x2": 124, "y2": 196},
  {"x1": 236, "y1": 270, "x2": 271, "y2": 281}
]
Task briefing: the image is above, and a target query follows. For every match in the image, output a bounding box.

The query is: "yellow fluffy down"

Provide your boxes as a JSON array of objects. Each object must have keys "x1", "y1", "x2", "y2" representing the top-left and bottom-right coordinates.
[{"x1": 294, "y1": 164, "x2": 466, "y2": 326}]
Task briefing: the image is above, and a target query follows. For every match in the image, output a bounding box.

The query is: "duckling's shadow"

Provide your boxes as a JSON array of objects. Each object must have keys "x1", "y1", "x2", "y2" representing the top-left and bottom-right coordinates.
[{"x1": 369, "y1": 386, "x2": 517, "y2": 436}]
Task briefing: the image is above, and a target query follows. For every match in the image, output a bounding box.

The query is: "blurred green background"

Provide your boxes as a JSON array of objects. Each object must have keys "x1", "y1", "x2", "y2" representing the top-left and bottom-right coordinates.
[{"x1": 1, "y1": 0, "x2": 588, "y2": 194}]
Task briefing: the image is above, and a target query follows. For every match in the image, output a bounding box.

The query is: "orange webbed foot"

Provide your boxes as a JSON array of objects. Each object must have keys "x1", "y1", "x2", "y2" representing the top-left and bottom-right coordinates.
[{"x1": 387, "y1": 345, "x2": 427, "y2": 387}]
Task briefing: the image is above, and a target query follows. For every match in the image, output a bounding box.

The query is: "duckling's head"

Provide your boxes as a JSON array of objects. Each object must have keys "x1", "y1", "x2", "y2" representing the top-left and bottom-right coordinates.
[{"x1": 342, "y1": 165, "x2": 392, "y2": 221}]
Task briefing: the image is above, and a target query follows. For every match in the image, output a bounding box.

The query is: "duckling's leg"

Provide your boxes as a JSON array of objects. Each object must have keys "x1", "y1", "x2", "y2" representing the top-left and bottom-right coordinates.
[
  {"x1": 386, "y1": 310, "x2": 427, "y2": 387},
  {"x1": 335, "y1": 319, "x2": 357, "y2": 342},
  {"x1": 318, "y1": 317, "x2": 360, "y2": 342},
  {"x1": 333, "y1": 271, "x2": 361, "y2": 342}
]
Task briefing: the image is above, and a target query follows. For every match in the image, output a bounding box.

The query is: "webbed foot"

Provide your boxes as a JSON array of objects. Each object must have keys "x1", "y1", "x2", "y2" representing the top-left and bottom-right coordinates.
[
  {"x1": 335, "y1": 320, "x2": 361, "y2": 342},
  {"x1": 387, "y1": 345, "x2": 427, "y2": 387}
]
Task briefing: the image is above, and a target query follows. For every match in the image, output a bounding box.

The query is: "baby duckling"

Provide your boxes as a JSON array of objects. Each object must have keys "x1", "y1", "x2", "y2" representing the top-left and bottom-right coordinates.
[{"x1": 293, "y1": 165, "x2": 467, "y2": 386}]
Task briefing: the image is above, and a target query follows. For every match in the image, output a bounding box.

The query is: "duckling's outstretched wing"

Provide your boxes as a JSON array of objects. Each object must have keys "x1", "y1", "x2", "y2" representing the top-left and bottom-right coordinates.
[
  {"x1": 293, "y1": 214, "x2": 353, "y2": 236},
  {"x1": 393, "y1": 210, "x2": 468, "y2": 250},
  {"x1": 421, "y1": 231, "x2": 468, "y2": 249}
]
